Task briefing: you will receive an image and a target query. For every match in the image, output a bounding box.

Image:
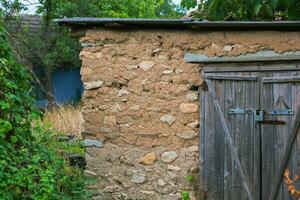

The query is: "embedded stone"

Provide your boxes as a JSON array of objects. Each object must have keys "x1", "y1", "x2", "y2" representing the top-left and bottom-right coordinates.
[
  {"x1": 84, "y1": 80, "x2": 104, "y2": 90},
  {"x1": 141, "y1": 79, "x2": 150, "y2": 85},
  {"x1": 157, "y1": 179, "x2": 167, "y2": 187},
  {"x1": 161, "y1": 151, "x2": 178, "y2": 163},
  {"x1": 120, "y1": 156, "x2": 134, "y2": 166},
  {"x1": 185, "y1": 92, "x2": 198, "y2": 102},
  {"x1": 160, "y1": 115, "x2": 176, "y2": 126},
  {"x1": 119, "y1": 77, "x2": 129, "y2": 86},
  {"x1": 179, "y1": 103, "x2": 198, "y2": 113},
  {"x1": 100, "y1": 127, "x2": 112, "y2": 133},
  {"x1": 167, "y1": 171, "x2": 178, "y2": 179},
  {"x1": 79, "y1": 50, "x2": 94, "y2": 59},
  {"x1": 140, "y1": 152, "x2": 157, "y2": 165},
  {"x1": 140, "y1": 191, "x2": 156, "y2": 195},
  {"x1": 176, "y1": 131, "x2": 198, "y2": 139},
  {"x1": 131, "y1": 170, "x2": 147, "y2": 184},
  {"x1": 175, "y1": 69, "x2": 184, "y2": 74},
  {"x1": 85, "y1": 170, "x2": 97, "y2": 176},
  {"x1": 125, "y1": 64, "x2": 139, "y2": 70},
  {"x1": 187, "y1": 120, "x2": 199, "y2": 129},
  {"x1": 103, "y1": 185, "x2": 119, "y2": 192},
  {"x1": 146, "y1": 107, "x2": 162, "y2": 112},
  {"x1": 167, "y1": 165, "x2": 181, "y2": 171},
  {"x1": 83, "y1": 139, "x2": 103, "y2": 148},
  {"x1": 118, "y1": 89, "x2": 130, "y2": 97},
  {"x1": 152, "y1": 48, "x2": 163, "y2": 54},
  {"x1": 187, "y1": 145, "x2": 199, "y2": 152},
  {"x1": 103, "y1": 115, "x2": 117, "y2": 126},
  {"x1": 139, "y1": 61, "x2": 155, "y2": 71},
  {"x1": 162, "y1": 70, "x2": 173, "y2": 75},
  {"x1": 111, "y1": 104, "x2": 123, "y2": 112},
  {"x1": 81, "y1": 42, "x2": 94, "y2": 48},
  {"x1": 190, "y1": 165, "x2": 199, "y2": 173},
  {"x1": 129, "y1": 105, "x2": 140, "y2": 111},
  {"x1": 223, "y1": 45, "x2": 233, "y2": 52}
]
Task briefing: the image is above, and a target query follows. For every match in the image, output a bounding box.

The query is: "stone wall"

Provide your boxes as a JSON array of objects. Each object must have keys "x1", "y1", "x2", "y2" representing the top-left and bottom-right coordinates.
[{"x1": 78, "y1": 29, "x2": 300, "y2": 200}]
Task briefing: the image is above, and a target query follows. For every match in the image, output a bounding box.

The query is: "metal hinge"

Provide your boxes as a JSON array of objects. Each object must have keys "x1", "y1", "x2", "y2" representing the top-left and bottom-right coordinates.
[{"x1": 229, "y1": 109, "x2": 294, "y2": 123}]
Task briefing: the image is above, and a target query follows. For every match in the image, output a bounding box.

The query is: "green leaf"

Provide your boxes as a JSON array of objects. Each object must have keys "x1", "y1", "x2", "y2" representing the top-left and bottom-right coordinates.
[
  {"x1": 10, "y1": 136, "x2": 18, "y2": 143},
  {"x1": 253, "y1": 4, "x2": 262, "y2": 16},
  {"x1": 0, "y1": 102, "x2": 10, "y2": 110}
]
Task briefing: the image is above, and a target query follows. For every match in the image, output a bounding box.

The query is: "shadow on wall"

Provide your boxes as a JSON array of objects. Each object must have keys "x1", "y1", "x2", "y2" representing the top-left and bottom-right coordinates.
[{"x1": 35, "y1": 68, "x2": 84, "y2": 107}]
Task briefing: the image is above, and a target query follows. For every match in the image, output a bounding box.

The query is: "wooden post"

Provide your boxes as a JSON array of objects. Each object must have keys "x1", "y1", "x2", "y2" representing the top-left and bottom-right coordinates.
[
  {"x1": 206, "y1": 79, "x2": 253, "y2": 200},
  {"x1": 269, "y1": 107, "x2": 300, "y2": 200}
]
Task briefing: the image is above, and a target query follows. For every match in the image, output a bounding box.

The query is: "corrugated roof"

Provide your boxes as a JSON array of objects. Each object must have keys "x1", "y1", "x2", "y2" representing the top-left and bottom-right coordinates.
[{"x1": 54, "y1": 18, "x2": 300, "y2": 30}]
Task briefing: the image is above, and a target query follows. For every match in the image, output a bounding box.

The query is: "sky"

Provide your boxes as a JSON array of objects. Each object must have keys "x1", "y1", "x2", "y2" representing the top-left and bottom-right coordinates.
[
  {"x1": 21, "y1": 0, "x2": 39, "y2": 14},
  {"x1": 22, "y1": 0, "x2": 182, "y2": 14}
]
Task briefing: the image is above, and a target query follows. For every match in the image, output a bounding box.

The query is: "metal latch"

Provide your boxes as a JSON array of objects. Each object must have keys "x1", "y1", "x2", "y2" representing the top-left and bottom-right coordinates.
[
  {"x1": 255, "y1": 110, "x2": 264, "y2": 122},
  {"x1": 229, "y1": 109, "x2": 294, "y2": 123}
]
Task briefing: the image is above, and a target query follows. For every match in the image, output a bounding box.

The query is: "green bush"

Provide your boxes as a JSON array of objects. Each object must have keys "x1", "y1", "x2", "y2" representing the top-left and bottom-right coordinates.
[
  {"x1": 0, "y1": 142, "x2": 88, "y2": 199},
  {"x1": 0, "y1": 12, "x2": 89, "y2": 200}
]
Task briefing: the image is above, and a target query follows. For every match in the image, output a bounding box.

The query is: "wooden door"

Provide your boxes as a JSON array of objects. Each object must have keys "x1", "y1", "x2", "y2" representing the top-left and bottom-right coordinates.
[
  {"x1": 200, "y1": 68, "x2": 300, "y2": 200},
  {"x1": 261, "y1": 71, "x2": 300, "y2": 200},
  {"x1": 200, "y1": 72, "x2": 260, "y2": 200}
]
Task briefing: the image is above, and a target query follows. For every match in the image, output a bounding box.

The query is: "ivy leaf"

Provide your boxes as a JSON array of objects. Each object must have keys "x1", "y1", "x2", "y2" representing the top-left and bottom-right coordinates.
[
  {"x1": 10, "y1": 136, "x2": 18, "y2": 144},
  {"x1": 0, "y1": 120, "x2": 13, "y2": 135},
  {"x1": 253, "y1": 4, "x2": 262, "y2": 16},
  {"x1": 0, "y1": 102, "x2": 10, "y2": 110}
]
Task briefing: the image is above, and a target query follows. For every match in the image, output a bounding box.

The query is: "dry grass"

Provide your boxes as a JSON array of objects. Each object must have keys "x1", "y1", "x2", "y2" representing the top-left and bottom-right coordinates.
[{"x1": 42, "y1": 105, "x2": 84, "y2": 138}]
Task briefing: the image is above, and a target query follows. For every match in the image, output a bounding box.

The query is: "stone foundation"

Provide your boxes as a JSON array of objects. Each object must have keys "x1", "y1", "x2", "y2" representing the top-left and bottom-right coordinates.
[{"x1": 78, "y1": 29, "x2": 300, "y2": 200}]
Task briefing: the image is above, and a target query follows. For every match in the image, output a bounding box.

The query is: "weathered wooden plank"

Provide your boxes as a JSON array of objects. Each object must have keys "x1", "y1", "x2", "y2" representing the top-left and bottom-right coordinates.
[
  {"x1": 224, "y1": 73, "x2": 235, "y2": 200},
  {"x1": 199, "y1": 71, "x2": 206, "y2": 195},
  {"x1": 212, "y1": 78, "x2": 225, "y2": 199},
  {"x1": 262, "y1": 76, "x2": 300, "y2": 83},
  {"x1": 269, "y1": 107, "x2": 300, "y2": 200},
  {"x1": 261, "y1": 71, "x2": 276, "y2": 200},
  {"x1": 233, "y1": 72, "x2": 246, "y2": 200},
  {"x1": 203, "y1": 63, "x2": 300, "y2": 73},
  {"x1": 185, "y1": 51, "x2": 300, "y2": 63},
  {"x1": 291, "y1": 73, "x2": 300, "y2": 200},
  {"x1": 253, "y1": 72, "x2": 261, "y2": 200},
  {"x1": 205, "y1": 74, "x2": 258, "y2": 81},
  {"x1": 272, "y1": 72, "x2": 291, "y2": 200},
  {"x1": 204, "y1": 78, "x2": 215, "y2": 198},
  {"x1": 206, "y1": 79, "x2": 253, "y2": 200},
  {"x1": 244, "y1": 72, "x2": 260, "y2": 200}
]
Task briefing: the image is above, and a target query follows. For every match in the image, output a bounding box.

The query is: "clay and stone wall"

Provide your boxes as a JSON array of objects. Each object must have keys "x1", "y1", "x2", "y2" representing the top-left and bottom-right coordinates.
[{"x1": 78, "y1": 29, "x2": 300, "y2": 200}]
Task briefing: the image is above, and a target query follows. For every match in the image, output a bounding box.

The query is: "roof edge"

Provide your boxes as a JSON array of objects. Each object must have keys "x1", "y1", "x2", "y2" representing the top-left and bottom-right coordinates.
[{"x1": 53, "y1": 18, "x2": 300, "y2": 30}]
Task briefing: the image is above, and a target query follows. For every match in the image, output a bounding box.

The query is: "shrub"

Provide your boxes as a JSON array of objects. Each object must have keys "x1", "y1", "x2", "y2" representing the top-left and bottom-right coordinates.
[{"x1": 0, "y1": 12, "x2": 89, "y2": 199}]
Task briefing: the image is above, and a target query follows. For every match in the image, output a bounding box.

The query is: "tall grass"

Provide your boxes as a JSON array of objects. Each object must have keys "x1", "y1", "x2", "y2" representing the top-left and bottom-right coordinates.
[{"x1": 42, "y1": 105, "x2": 83, "y2": 138}]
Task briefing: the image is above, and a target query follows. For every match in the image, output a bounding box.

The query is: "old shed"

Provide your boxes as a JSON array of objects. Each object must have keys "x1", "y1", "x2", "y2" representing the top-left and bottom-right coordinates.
[{"x1": 56, "y1": 18, "x2": 300, "y2": 200}]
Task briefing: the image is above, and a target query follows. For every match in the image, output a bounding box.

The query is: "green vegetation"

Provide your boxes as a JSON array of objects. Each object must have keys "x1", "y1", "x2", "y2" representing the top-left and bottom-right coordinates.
[
  {"x1": 181, "y1": 191, "x2": 190, "y2": 200},
  {"x1": 37, "y1": 0, "x2": 183, "y2": 19},
  {"x1": 181, "y1": 0, "x2": 300, "y2": 20},
  {"x1": 186, "y1": 175, "x2": 196, "y2": 183},
  {"x1": 0, "y1": 12, "x2": 89, "y2": 199}
]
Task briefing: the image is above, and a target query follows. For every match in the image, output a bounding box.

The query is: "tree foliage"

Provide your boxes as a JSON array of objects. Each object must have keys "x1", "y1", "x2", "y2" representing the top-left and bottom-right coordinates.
[
  {"x1": 36, "y1": 0, "x2": 183, "y2": 19},
  {"x1": 181, "y1": 0, "x2": 300, "y2": 20}
]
